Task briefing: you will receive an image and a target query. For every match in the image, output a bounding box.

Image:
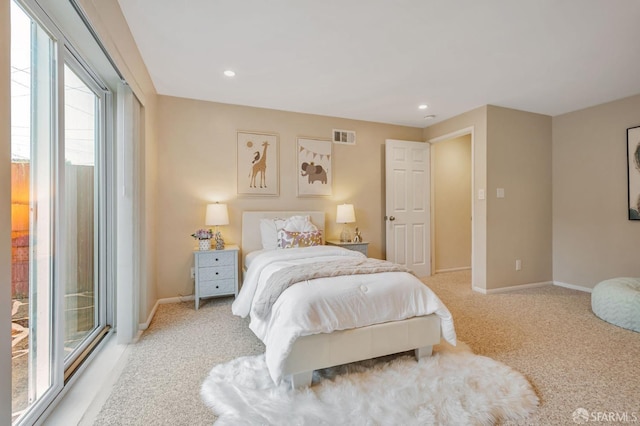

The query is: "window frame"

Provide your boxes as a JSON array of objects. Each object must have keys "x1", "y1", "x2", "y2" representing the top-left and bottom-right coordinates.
[{"x1": 9, "y1": 0, "x2": 118, "y2": 424}]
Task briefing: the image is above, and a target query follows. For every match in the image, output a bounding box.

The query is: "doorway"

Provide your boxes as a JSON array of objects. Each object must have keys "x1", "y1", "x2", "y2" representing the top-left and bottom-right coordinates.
[{"x1": 429, "y1": 132, "x2": 473, "y2": 276}]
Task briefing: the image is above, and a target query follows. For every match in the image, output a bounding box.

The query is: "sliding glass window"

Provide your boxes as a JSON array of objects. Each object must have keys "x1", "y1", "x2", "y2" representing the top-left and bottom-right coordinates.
[
  {"x1": 62, "y1": 58, "x2": 108, "y2": 376},
  {"x1": 10, "y1": 1, "x2": 112, "y2": 424},
  {"x1": 10, "y1": 2, "x2": 56, "y2": 422}
]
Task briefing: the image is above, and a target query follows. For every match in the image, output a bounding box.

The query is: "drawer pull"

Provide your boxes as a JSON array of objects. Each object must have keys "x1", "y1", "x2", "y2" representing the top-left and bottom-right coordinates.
[
  {"x1": 215, "y1": 258, "x2": 219, "y2": 261},
  {"x1": 215, "y1": 272, "x2": 219, "y2": 275},
  {"x1": 216, "y1": 285, "x2": 219, "y2": 289}
]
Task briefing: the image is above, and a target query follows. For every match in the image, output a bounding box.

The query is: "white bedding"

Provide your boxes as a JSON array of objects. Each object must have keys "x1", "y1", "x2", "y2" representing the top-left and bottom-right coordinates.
[{"x1": 232, "y1": 245, "x2": 457, "y2": 383}]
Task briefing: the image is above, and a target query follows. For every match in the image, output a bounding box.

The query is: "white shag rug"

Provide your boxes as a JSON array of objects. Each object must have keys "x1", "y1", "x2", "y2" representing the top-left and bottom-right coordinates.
[{"x1": 201, "y1": 343, "x2": 538, "y2": 425}]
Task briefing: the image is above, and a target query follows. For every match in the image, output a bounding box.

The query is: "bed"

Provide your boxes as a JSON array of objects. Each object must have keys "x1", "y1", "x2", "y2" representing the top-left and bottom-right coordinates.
[{"x1": 233, "y1": 211, "x2": 456, "y2": 388}]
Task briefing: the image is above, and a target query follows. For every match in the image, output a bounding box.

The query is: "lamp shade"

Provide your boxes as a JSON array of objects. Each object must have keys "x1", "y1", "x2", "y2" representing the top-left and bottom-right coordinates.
[
  {"x1": 205, "y1": 203, "x2": 229, "y2": 226},
  {"x1": 336, "y1": 204, "x2": 356, "y2": 224}
]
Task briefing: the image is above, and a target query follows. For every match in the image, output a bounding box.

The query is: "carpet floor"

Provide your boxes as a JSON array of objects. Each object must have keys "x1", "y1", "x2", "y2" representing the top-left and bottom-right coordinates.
[{"x1": 93, "y1": 271, "x2": 640, "y2": 425}]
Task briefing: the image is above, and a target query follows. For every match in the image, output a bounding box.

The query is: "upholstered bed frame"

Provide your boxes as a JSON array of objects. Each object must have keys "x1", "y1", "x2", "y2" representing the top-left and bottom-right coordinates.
[{"x1": 241, "y1": 211, "x2": 442, "y2": 388}]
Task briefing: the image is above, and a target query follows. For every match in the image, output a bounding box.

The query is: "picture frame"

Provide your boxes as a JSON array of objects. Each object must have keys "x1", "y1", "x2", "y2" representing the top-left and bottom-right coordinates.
[
  {"x1": 628, "y1": 125, "x2": 640, "y2": 220},
  {"x1": 297, "y1": 137, "x2": 332, "y2": 197},
  {"x1": 237, "y1": 131, "x2": 279, "y2": 196}
]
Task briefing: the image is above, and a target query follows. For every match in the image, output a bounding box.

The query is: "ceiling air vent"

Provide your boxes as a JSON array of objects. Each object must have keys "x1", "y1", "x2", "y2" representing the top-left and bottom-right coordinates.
[{"x1": 332, "y1": 129, "x2": 356, "y2": 145}]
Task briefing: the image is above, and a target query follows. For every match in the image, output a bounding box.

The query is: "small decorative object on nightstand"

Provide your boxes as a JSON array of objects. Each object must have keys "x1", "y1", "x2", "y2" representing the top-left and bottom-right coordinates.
[
  {"x1": 193, "y1": 245, "x2": 239, "y2": 310},
  {"x1": 353, "y1": 227, "x2": 362, "y2": 243},
  {"x1": 191, "y1": 228, "x2": 214, "y2": 251},
  {"x1": 326, "y1": 240, "x2": 369, "y2": 257}
]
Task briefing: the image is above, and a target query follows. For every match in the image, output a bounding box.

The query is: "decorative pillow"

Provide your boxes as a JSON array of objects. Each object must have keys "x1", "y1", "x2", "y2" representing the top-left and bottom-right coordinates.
[
  {"x1": 277, "y1": 229, "x2": 323, "y2": 249},
  {"x1": 259, "y1": 218, "x2": 286, "y2": 250},
  {"x1": 282, "y1": 215, "x2": 318, "y2": 233},
  {"x1": 260, "y1": 215, "x2": 319, "y2": 249}
]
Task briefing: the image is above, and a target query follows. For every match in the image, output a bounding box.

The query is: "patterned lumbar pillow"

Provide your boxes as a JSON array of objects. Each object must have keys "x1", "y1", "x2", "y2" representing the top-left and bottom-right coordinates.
[{"x1": 277, "y1": 229, "x2": 323, "y2": 249}]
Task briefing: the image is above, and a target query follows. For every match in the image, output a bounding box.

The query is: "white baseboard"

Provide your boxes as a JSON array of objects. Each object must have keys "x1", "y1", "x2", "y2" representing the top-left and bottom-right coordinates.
[
  {"x1": 473, "y1": 281, "x2": 552, "y2": 294},
  {"x1": 435, "y1": 266, "x2": 471, "y2": 274},
  {"x1": 553, "y1": 281, "x2": 593, "y2": 293},
  {"x1": 138, "y1": 295, "x2": 195, "y2": 330},
  {"x1": 138, "y1": 300, "x2": 159, "y2": 331}
]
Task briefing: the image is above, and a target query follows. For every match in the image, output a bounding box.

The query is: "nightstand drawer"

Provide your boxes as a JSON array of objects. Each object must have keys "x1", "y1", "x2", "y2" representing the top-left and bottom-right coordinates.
[
  {"x1": 325, "y1": 240, "x2": 369, "y2": 257},
  {"x1": 349, "y1": 245, "x2": 368, "y2": 255},
  {"x1": 197, "y1": 251, "x2": 235, "y2": 267},
  {"x1": 198, "y1": 266, "x2": 235, "y2": 281},
  {"x1": 199, "y1": 279, "x2": 235, "y2": 297}
]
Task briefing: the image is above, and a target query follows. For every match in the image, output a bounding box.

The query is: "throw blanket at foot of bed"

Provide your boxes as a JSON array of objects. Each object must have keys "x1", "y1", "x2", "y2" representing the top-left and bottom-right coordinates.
[{"x1": 253, "y1": 258, "x2": 412, "y2": 320}]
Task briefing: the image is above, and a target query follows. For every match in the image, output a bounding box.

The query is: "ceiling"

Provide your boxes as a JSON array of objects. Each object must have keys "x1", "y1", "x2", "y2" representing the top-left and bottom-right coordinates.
[{"x1": 117, "y1": 0, "x2": 640, "y2": 128}]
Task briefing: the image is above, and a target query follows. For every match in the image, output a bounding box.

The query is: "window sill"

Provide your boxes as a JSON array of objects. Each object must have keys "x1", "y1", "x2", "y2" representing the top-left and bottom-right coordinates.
[{"x1": 41, "y1": 332, "x2": 130, "y2": 425}]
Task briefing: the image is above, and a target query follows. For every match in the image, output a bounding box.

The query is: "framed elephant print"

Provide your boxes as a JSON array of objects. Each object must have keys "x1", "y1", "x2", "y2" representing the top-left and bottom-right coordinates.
[
  {"x1": 297, "y1": 137, "x2": 332, "y2": 197},
  {"x1": 237, "y1": 131, "x2": 279, "y2": 196}
]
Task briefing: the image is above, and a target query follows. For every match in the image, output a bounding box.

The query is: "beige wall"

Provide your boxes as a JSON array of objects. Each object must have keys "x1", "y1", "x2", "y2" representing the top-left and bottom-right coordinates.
[
  {"x1": 424, "y1": 106, "x2": 487, "y2": 290},
  {"x1": 155, "y1": 95, "x2": 423, "y2": 298},
  {"x1": 81, "y1": 0, "x2": 159, "y2": 322},
  {"x1": 432, "y1": 134, "x2": 472, "y2": 272},
  {"x1": 1, "y1": 1, "x2": 12, "y2": 421},
  {"x1": 424, "y1": 105, "x2": 552, "y2": 291},
  {"x1": 486, "y1": 106, "x2": 552, "y2": 288},
  {"x1": 553, "y1": 94, "x2": 640, "y2": 288}
]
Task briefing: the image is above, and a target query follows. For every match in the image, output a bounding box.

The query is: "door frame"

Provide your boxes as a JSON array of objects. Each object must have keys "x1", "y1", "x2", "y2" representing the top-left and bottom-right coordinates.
[{"x1": 428, "y1": 126, "x2": 475, "y2": 289}]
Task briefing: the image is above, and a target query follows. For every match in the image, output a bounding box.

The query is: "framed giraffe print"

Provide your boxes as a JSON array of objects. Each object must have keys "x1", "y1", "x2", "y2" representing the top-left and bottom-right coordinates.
[{"x1": 237, "y1": 131, "x2": 279, "y2": 196}]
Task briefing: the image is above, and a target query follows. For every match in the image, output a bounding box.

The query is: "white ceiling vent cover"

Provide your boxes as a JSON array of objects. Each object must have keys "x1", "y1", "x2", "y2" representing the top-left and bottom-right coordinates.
[{"x1": 332, "y1": 129, "x2": 356, "y2": 145}]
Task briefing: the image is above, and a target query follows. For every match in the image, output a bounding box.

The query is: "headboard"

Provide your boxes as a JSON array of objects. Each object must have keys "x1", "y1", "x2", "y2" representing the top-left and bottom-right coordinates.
[{"x1": 241, "y1": 210, "x2": 326, "y2": 257}]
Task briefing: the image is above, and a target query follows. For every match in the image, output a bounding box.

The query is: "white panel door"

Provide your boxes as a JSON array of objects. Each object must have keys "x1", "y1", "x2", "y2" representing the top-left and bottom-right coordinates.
[{"x1": 385, "y1": 140, "x2": 430, "y2": 277}]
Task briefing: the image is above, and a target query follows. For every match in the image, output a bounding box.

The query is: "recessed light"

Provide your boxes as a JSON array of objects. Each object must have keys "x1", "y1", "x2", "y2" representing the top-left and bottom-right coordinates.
[
  {"x1": 418, "y1": 104, "x2": 428, "y2": 110},
  {"x1": 424, "y1": 115, "x2": 436, "y2": 120},
  {"x1": 224, "y1": 70, "x2": 236, "y2": 77}
]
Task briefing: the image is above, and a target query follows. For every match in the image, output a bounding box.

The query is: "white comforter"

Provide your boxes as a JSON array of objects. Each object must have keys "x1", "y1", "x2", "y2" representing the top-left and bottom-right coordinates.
[{"x1": 232, "y1": 245, "x2": 457, "y2": 383}]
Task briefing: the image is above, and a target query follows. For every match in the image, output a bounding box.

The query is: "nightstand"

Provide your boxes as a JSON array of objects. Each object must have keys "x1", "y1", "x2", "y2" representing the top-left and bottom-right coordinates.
[
  {"x1": 325, "y1": 240, "x2": 369, "y2": 256},
  {"x1": 193, "y1": 245, "x2": 239, "y2": 310}
]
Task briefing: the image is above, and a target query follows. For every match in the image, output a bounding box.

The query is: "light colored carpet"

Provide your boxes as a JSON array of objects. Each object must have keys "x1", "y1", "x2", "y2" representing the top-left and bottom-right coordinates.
[
  {"x1": 93, "y1": 271, "x2": 640, "y2": 425},
  {"x1": 201, "y1": 342, "x2": 537, "y2": 425},
  {"x1": 425, "y1": 272, "x2": 640, "y2": 425}
]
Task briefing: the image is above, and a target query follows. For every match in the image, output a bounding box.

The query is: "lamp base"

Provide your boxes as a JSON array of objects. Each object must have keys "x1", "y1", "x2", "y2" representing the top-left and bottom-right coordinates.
[{"x1": 339, "y1": 227, "x2": 352, "y2": 243}]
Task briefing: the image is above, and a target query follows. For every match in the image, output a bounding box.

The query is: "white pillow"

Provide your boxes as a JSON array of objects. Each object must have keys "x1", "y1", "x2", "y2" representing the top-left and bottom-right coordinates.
[
  {"x1": 282, "y1": 215, "x2": 318, "y2": 232},
  {"x1": 259, "y1": 218, "x2": 286, "y2": 250}
]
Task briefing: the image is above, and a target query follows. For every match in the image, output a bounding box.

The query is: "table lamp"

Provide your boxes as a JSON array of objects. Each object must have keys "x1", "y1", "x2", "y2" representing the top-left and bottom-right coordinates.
[
  {"x1": 205, "y1": 203, "x2": 229, "y2": 249},
  {"x1": 336, "y1": 203, "x2": 356, "y2": 242}
]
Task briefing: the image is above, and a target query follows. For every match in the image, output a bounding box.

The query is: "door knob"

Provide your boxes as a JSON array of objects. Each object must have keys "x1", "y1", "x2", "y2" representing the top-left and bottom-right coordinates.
[{"x1": 389, "y1": 216, "x2": 395, "y2": 221}]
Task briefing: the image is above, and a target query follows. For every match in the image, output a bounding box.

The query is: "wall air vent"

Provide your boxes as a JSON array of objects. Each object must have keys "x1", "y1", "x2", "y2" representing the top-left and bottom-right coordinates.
[{"x1": 332, "y1": 129, "x2": 356, "y2": 145}]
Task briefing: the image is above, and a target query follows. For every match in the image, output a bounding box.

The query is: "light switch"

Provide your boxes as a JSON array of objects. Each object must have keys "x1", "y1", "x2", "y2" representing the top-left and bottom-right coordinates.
[
  {"x1": 478, "y1": 189, "x2": 485, "y2": 200},
  {"x1": 497, "y1": 188, "x2": 505, "y2": 198}
]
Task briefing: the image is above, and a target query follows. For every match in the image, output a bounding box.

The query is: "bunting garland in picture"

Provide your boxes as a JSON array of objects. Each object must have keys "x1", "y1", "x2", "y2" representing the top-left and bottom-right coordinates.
[{"x1": 299, "y1": 144, "x2": 331, "y2": 162}]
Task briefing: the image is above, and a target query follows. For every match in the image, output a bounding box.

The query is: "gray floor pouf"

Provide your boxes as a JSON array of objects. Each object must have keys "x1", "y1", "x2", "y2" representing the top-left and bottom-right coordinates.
[{"x1": 591, "y1": 277, "x2": 640, "y2": 332}]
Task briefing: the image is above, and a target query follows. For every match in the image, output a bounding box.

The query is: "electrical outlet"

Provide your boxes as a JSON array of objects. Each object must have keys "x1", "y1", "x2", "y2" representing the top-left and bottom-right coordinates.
[
  {"x1": 515, "y1": 259, "x2": 522, "y2": 271},
  {"x1": 190, "y1": 267, "x2": 195, "y2": 279}
]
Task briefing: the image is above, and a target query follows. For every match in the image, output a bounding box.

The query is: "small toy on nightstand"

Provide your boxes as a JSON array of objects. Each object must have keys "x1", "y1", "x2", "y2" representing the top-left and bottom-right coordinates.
[{"x1": 353, "y1": 227, "x2": 362, "y2": 243}]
